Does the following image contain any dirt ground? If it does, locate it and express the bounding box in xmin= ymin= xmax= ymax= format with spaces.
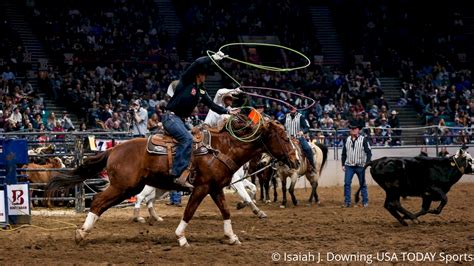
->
xmin=1 ymin=184 xmax=473 ymax=264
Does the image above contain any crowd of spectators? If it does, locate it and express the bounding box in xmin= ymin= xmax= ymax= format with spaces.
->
xmin=0 ymin=0 xmax=472 ymax=148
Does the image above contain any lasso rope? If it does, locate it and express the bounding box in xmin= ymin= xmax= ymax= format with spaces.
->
xmin=207 ymin=42 xmax=311 ymax=88
xmin=0 ymin=219 xmax=77 ymax=232
xmin=241 ymin=85 xmax=316 ymax=111
xmin=208 ymin=43 xmax=312 ymax=136
xmin=225 ymin=107 xmax=265 ymax=142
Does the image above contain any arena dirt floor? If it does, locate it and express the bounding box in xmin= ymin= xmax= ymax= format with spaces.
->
xmin=2 ymin=184 xmax=474 ymax=264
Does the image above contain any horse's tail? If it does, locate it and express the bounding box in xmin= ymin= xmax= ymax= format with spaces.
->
xmin=46 ymin=150 xmax=111 ymax=196
xmin=315 ymin=143 xmax=328 ymax=176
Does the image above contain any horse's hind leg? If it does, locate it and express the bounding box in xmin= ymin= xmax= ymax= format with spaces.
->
xmin=175 ymin=185 xmax=210 ymax=247
xmin=307 ymin=173 xmax=320 ymax=205
xmin=263 ymin=177 xmax=270 ymax=203
xmin=76 ymin=184 xmax=143 ymax=244
xmin=147 ymin=188 xmax=167 ymax=225
xmin=288 ymin=175 xmax=298 ymax=206
xmin=133 ymin=185 xmax=156 ymax=223
xmin=210 ymin=189 xmax=241 ymax=245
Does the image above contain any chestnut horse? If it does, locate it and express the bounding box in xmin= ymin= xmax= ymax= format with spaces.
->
xmin=25 ymin=157 xmax=65 ymax=183
xmin=46 ymin=116 xmax=298 ymax=247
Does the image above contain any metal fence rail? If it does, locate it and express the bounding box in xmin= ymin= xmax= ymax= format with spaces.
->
xmin=2 ymin=127 xmax=472 ymax=213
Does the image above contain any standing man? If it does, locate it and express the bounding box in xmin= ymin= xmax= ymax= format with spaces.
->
xmin=163 ymin=52 xmax=239 ymax=189
xmin=341 ymin=121 xmax=372 ymax=208
xmin=130 ymin=100 xmax=148 ymax=137
xmin=204 ymin=88 xmax=266 ymax=218
xmin=284 ymin=107 xmax=315 ymax=169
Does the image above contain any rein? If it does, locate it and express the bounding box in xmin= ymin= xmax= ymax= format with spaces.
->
xmin=230 ymin=163 xmax=273 ymax=185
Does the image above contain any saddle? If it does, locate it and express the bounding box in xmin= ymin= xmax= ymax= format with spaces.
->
xmin=147 ymin=124 xmax=240 ymax=178
xmin=147 ymin=127 xmax=211 ymax=156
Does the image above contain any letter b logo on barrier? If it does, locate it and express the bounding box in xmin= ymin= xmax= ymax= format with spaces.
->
xmin=12 ymin=190 xmax=24 ymax=205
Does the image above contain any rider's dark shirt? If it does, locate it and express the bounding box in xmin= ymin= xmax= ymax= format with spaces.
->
xmin=166 ymin=56 xmax=228 ymax=118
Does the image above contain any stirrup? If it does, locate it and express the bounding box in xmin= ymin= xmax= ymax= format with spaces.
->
xmin=175 ymin=170 xmax=194 ymax=189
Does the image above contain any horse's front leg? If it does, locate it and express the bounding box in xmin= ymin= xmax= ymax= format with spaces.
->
xmin=175 ymin=185 xmax=209 ymax=247
xmin=210 ymin=188 xmax=241 ymax=245
xmin=272 ymin=177 xmax=278 ymax=202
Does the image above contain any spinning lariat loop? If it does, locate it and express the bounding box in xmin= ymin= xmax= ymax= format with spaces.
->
xmin=206 ymin=42 xmax=314 ymax=112
xmin=225 ymin=107 xmax=264 ymax=142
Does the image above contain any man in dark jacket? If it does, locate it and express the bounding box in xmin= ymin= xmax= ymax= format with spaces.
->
xmin=163 ymin=52 xmax=239 ymax=189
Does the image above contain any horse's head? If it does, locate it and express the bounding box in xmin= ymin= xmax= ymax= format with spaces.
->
xmin=48 ymin=157 xmax=65 ymax=169
xmin=260 ymin=120 xmax=298 ymax=169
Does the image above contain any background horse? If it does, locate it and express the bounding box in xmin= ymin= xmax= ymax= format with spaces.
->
xmin=275 ymin=140 xmax=328 ymax=207
xmin=24 ymin=157 xmax=65 ymax=183
xmin=248 ymin=153 xmax=277 ymax=203
xmin=23 ymin=157 xmax=65 ymax=206
xmin=47 ymin=116 xmax=298 ymax=247
xmin=132 ymin=185 xmax=166 ymax=224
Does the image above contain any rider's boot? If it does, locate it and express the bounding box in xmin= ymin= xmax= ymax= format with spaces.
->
xmin=174 ymin=169 xmax=194 ymax=189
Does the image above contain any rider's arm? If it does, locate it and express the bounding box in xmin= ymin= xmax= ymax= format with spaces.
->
xmin=201 ymin=92 xmax=229 ymax=115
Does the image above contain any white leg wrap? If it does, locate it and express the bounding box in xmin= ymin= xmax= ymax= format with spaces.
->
xmin=177 ymin=236 xmax=189 ymax=247
xmin=175 ymin=220 xmax=189 ymax=247
xmin=82 ymin=212 xmax=99 ymax=232
xmin=134 ymin=195 xmax=144 ymax=209
xmin=148 ymin=207 xmax=163 ymax=222
xmin=146 ymin=200 xmax=154 ymax=209
xmin=231 ymin=167 xmax=252 ymax=202
xmin=223 ymin=219 xmax=240 ymax=244
xmin=135 ymin=185 xmax=155 ymax=208
xmin=242 ymin=179 xmax=257 ymax=196
xmin=175 ymin=220 xmax=188 ymax=237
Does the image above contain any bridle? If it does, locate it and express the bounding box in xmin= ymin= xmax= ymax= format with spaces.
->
xmin=260 ymin=122 xmax=293 ymax=165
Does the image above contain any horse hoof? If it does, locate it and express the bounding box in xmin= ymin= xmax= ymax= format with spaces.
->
xmin=75 ymin=229 xmax=87 ymax=244
xmin=148 ymin=216 xmax=164 ymax=225
xmin=177 ymin=236 xmax=190 ymax=247
xmin=258 ymin=211 xmax=268 ymax=219
xmin=229 ymin=237 xmax=241 ymax=245
xmin=133 ymin=217 xmax=146 ymax=224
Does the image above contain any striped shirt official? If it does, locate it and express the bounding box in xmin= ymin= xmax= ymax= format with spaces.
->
xmin=341 ymin=135 xmax=372 ymax=167
xmin=285 ymin=113 xmax=307 ymax=137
